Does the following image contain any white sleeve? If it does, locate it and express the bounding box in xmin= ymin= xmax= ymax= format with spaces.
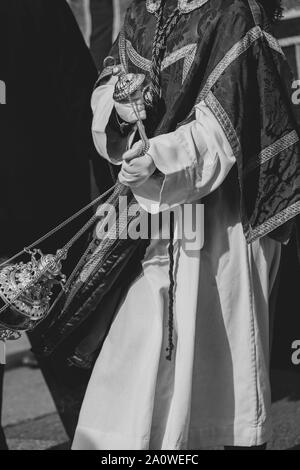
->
xmin=91 ymin=77 xmax=136 ymax=165
xmin=132 ymin=101 xmax=236 ymax=213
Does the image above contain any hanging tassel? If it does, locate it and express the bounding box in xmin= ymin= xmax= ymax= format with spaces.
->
xmin=166 ymin=211 xmax=175 ymax=361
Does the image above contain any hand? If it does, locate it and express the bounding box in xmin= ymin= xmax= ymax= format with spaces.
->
xmin=119 ymin=141 xmax=156 ymax=188
xmin=114 ymin=90 xmax=146 ymax=124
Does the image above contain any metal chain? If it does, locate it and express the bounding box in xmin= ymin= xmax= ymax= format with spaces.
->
xmin=0 ymin=184 xmax=117 ymax=269
xmin=0 ymin=184 xmax=119 ymax=318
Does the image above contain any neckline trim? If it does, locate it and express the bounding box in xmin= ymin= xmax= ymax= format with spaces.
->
xmin=146 ymin=0 xmax=209 ymax=14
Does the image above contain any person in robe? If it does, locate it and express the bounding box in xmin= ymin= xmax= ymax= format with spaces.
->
xmin=69 ymin=0 xmax=300 ymax=450
xmin=0 ymin=0 xmax=114 ymax=443
xmin=89 ymin=0 xmax=131 ymax=70
xmin=67 ymin=0 xmax=133 ymax=70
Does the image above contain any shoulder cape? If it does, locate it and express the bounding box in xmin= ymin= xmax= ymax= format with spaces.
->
xmin=98 ymin=0 xmax=300 ymax=243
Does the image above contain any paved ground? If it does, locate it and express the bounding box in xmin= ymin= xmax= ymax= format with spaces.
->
xmin=271 ymin=370 xmax=300 ymax=450
xmin=2 ymin=350 xmax=300 ymax=450
xmin=2 ymin=337 xmax=70 ymax=450
xmin=3 ymin=365 xmax=69 ymax=450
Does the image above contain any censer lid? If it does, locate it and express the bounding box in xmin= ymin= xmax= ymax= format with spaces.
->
xmin=113 ymin=73 xmax=146 ymax=102
xmin=0 ymin=250 xmax=65 ymax=337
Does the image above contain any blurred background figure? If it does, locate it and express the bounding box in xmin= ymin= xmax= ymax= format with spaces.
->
xmin=67 ymin=0 xmax=132 ymax=196
xmin=0 ymin=0 xmax=115 ymax=447
xmin=67 ymin=0 xmax=132 ymax=69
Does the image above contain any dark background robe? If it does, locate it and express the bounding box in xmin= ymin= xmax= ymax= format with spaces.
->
xmin=0 ymin=0 xmax=114 ymax=443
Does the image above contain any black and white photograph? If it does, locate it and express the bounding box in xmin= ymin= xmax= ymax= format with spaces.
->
xmin=1 ymin=0 xmax=300 ymax=454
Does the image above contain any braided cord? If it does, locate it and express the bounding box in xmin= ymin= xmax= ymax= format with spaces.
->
xmin=147 ymin=4 xmax=182 ymax=361
xmin=166 ymin=211 xmax=175 ymax=361
xmin=149 ymin=6 xmax=182 ymax=105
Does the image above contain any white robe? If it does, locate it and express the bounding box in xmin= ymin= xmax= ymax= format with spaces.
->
xmin=72 ymin=79 xmax=281 ymax=450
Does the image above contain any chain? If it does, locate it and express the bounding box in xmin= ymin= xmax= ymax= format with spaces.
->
xmin=0 ymin=184 xmax=117 ymax=270
xmin=0 ymin=184 xmax=119 ymax=318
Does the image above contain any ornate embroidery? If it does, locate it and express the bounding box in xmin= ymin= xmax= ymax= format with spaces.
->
xmin=245 ymin=131 xmax=300 ymax=174
xmin=123 ymin=26 xmax=282 ymax=97
xmin=146 ymin=0 xmax=209 ymax=14
xmin=246 ymin=201 xmax=300 ymax=243
xmin=205 ymin=92 xmax=241 ymax=161
xmin=126 ymin=41 xmax=152 ymax=71
xmin=163 ymin=43 xmax=197 ymax=71
xmin=125 ymin=40 xmax=197 ymax=80
xmin=198 ymin=26 xmax=263 ymax=102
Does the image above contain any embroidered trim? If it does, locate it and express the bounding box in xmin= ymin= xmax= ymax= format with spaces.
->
xmin=258 ymin=130 xmax=299 ymax=165
xmin=178 ymin=0 xmax=209 ymax=13
xmin=182 ymin=44 xmax=197 ymax=82
xmin=163 ymin=43 xmax=197 ymax=70
xmin=179 ymin=25 xmax=285 ymax=128
xmin=126 ymin=41 xmax=152 ymax=71
xmin=244 ymin=131 xmax=300 ymax=175
xmin=196 ymin=27 xmax=283 ymax=105
xmin=248 ymin=0 xmax=274 ymax=34
xmin=264 ymin=32 xmax=284 ymax=55
xmin=198 ymin=26 xmax=262 ymax=102
xmin=248 ymin=0 xmax=262 ymax=26
xmin=118 ymin=28 xmax=128 ymax=70
xmin=205 ymin=91 xmax=241 ymax=160
xmin=126 ymin=40 xmax=197 ymax=78
xmin=246 ymin=201 xmax=300 ymax=243
xmin=146 ymin=0 xmax=209 ymax=14
xmin=206 ymin=92 xmax=300 ymax=244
